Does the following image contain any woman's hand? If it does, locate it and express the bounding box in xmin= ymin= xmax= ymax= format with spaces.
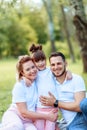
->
xmin=47 ymin=109 xmax=58 ymax=122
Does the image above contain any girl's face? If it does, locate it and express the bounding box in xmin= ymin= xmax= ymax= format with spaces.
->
xmin=22 ymin=60 xmax=38 ymax=82
xmin=34 ymin=59 xmax=46 ymax=71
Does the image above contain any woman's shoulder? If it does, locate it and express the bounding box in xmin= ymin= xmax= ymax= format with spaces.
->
xmin=13 ymin=80 xmax=25 ymax=91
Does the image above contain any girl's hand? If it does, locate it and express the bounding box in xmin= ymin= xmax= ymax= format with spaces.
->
xmin=22 ymin=77 xmax=32 ymax=86
xmin=66 ymin=70 xmax=72 ymax=80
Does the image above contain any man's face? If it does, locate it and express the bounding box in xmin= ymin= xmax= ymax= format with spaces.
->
xmin=50 ymin=56 xmax=67 ymax=77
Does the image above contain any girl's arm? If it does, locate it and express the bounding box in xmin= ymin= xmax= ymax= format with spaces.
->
xmin=22 ymin=77 xmax=32 ymax=86
xmin=66 ymin=70 xmax=72 ymax=80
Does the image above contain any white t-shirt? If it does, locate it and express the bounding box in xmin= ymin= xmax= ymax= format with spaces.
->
xmin=12 ymin=79 xmax=38 ymax=112
xmin=36 ymin=67 xmax=58 ymax=108
xmin=54 ymin=73 xmax=86 ymax=125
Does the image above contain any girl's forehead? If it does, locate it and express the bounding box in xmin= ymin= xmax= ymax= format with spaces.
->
xmin=35 ymin=59 xmax=45 ymax=62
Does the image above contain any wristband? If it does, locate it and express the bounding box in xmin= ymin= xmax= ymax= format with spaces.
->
xmin=54 ymin=100 xmax=58 ymax=107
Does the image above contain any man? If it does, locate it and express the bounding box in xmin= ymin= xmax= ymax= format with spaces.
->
xmin=40 ymin=52 xmax=87 ymax=130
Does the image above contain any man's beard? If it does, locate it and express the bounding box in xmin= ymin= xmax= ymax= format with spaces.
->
xmin=53 ymin=67 xmax=66 ymax=78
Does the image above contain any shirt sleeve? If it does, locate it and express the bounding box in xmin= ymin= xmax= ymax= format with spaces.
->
xmin=74 ymin=75 xmax=86 ymax=92
xmin=12 ymin=82 xmax=26 ymax=103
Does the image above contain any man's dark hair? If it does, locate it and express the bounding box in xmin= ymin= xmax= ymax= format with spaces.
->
xmin=49 ymin=52 xmax=65 ymax=62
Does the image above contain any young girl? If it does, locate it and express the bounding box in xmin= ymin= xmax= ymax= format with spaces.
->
xmin=29 ymin=44 xmax=60 ymax=130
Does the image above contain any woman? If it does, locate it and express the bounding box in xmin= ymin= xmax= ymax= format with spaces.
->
xmin=0 ymin=55 xmax=58 ymax=130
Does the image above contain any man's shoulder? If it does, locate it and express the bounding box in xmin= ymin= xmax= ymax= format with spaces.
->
xmin=71 ymin=73 xmax=85 ymax=84
xmin=72 ymin=73 xmax=83 ymax=79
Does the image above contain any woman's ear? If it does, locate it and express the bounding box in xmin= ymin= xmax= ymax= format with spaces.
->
xmin=20 ymin=71 xmax=24 ymax=76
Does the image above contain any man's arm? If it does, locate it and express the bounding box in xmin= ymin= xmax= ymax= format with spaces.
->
xmin=58 ymin=91 xmax=85 ymax=112
xmin=40 ymin=91 xmax=86 ymax=112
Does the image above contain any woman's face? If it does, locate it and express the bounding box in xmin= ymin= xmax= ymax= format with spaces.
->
xmin=22 ymin=60 xmax=38 ymax=81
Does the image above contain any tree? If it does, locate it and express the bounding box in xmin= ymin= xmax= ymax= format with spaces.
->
xmin=60 ymin=4 xmax=75 ymax=62
xmin=0 ymin=1 xmax=37 ymax=58
xmin=28 ymin=8 xmax=48 ymax=44
xmin=42 ymin=0 xmax=56 ymax=52
xmin=69 ymin=0 xmax=87 ymax=72
xmin=7 ymin=17 xmax=37 ymax=57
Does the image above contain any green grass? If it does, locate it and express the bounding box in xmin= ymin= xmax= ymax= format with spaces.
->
xmin=0 ymin=59 xmax=17 ymax=119
xmin=0 ymin=58 xmax=87 ymax=120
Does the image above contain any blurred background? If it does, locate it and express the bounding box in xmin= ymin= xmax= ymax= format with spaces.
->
xmin=0 ymin=0 xmax=87 ymax=119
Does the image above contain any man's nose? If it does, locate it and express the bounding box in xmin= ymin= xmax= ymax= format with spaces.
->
xmin=54 ymin=64 xmax=58 ymax=69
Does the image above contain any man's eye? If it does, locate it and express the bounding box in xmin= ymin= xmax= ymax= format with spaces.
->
xmin=57 ymin=63 xmax=61 ymax=65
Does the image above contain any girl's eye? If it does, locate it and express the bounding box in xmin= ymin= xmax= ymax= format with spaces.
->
xmin=32 ymin=65 xmax=35 ymax=69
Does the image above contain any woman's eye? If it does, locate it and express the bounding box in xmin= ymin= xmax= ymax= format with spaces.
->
xmin=26 ymin=68 xmax=30 ymax=71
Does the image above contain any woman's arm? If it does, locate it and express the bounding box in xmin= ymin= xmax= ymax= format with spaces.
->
xmin=16 ymin=102 xmax=58 ymax=122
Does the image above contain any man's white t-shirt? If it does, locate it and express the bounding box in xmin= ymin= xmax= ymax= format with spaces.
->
xmin=54 ymin=73 xmax=86 ymax=125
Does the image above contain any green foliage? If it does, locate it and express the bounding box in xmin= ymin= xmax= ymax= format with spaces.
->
xmin=54 ymin=29 xmax=64 ymax=41
xmin=0 ymin=2 xmax=37 ymax=58
xmin=43 ymin=41 xmax=52 ymax=58
xmin=0 ymin=0 xmax=86 ymax=70
xmin=43 ymin=41 xmax=76 ymax=59
xmin=7 ymin=17 xmax=37 ymax=57
xmin=28 ymin=8 xmax=48 ymax=44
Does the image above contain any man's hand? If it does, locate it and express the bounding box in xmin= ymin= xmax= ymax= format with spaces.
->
xmin=40 ymin=92 xmax=56 ymax=106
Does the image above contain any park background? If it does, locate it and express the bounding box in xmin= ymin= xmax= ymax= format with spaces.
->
xmin=0 ymin=0 xmax=87 ymax=120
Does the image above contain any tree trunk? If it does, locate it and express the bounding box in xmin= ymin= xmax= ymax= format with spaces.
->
xmin=61 ymin=4 xmax=75 ymax=63
xmin=42 ymin=0 xmax=56 ymax=52
xmin=69 ymin=0 xmax=87 ymax=72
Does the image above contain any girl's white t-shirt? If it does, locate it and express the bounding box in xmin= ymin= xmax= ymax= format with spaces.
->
xmin=36 ymin=67 xmax=58 ymax=108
